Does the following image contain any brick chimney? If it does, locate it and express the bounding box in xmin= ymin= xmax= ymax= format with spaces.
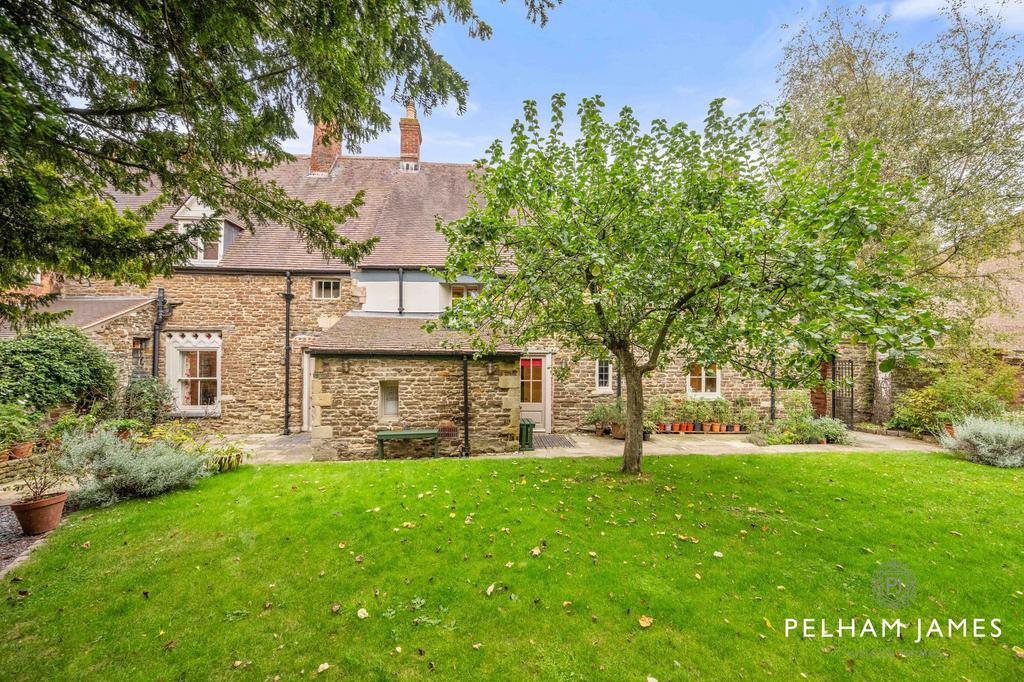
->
xmin=399 ymin=102 xmax=421 ymax=169
xmin=309 ymin=121 xmax=340 ymax=175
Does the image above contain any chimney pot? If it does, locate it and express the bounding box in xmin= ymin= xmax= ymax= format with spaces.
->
xmin=310 ymin=121 xmax=340 ymax=175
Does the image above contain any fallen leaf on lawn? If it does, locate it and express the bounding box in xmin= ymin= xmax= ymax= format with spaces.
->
xmin=529 ymin=546 xmax=542 ymax=557
xmin=505 ymin=561 xmax=514 ymax=568
xmin=338 ymin=542 xmax=347 ymax=549
xmin=355 ymin=555 xmax=364 ymax=563
xmin=764 ymin=617 xmax=775 ymax=630
xmin=486 ymin=584 xmax=495 ymax=596
xmin=949 ymin=530 xmax=962 ymax=537
xmin=164 ymin=640 xmax=176 ymax=650
xmin=357 ymin=608 xmax=369 ymax=619
xmin=821 ymin=645 xmax=835 ymax=653
xmin=317 ymin=662 xmax=330 ymax=674
xmin=1013 ymin=645 xmax=1024 ymax=659
xmin=232 ymin=660 xmax=243 ymax=668
xmin=472 ymin=643 xmax=482 ymax=650
xmin=81 ymin=542 xmax=91 ymax=549
xmin=330 ymin=603 xmax=341 ymax=614
xmin=862 ymin=547 xmax=874 ymax=554
xmin=647 ymin=677 xmax=658 ymax=682
xmin=740 ymin=530 xmax=748 ymax=537
xmin=694 ymin=573 xmax=701 ymax=580
xmin=562 ymin=600 xmax=572 ymax=607
xmin=402 ymin=521 xmax=416 ymax=528
xmin=777 ymin=586 xmax=786 ymax=591
xmin=588 ymin=551 xmax=597 ymax=558
xmin=713 ymin=551 xmax=723 ymax=558
xmin=638 ymin=615 xmax=653 ymax=628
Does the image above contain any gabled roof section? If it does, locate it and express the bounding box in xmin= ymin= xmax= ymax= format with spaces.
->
xmin=0 ymin=296 xmax=154 ymax=338
xmin=104 ymin=156 xmax=476 ymax=272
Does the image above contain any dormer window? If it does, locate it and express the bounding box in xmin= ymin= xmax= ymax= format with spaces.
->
xmin=450 ymin=284 xmax=480 ymax=300
xmin=178 ymin=221 xmax=223 ymax=266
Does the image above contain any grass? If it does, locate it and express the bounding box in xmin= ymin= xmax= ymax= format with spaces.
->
xmin=2 ymin=451 xmax=1023 ymax=681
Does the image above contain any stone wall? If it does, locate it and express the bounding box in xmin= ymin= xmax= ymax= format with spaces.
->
xmin=86 ymin=302 xmax=156 ymax=384
xmin=310 ymin=355 xmax=520 ymax=459
xmin=64 ymin=272 xmax=357 ymax=432
xmin=0 ymin=457 xmax=34 ymax=486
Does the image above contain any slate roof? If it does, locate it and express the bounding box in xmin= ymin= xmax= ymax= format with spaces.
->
xmin=0 ymin=297 xmax=153 ymax=338
xmin=106 ymin=156 xmax=475 ymax=272
xmin=309 ymin=314 xmax=522 ymax=357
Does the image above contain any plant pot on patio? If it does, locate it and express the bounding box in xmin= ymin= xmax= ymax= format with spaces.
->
xmin=11 ymin=491 xmax=67 ymax=535
xmin=610 ymin=422 xmax=626 ymax=440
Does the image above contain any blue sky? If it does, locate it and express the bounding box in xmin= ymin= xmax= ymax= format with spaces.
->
xmin=283 ymin=0 xmax=1024 ymax=163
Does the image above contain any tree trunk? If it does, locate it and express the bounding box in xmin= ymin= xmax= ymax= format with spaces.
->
xmin=620 ymin=364 xmax=645 ymax=474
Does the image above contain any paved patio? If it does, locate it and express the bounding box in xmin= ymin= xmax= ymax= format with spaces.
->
xmin=230 ymin=428 xmax=940 ymax=464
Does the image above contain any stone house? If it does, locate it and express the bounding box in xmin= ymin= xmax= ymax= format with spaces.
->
xmin=6 ymin=109 xmax=846 ymax=458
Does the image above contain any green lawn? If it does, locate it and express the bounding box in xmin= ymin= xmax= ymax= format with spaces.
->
xmin=2 ymin=451 xmax=1022 ymax=680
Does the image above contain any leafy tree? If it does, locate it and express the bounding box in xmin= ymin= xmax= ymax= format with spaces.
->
xmin=0 ymin=0 xmax=557 ymax=328
xmin=779 ymin=1 xmax=1024 ymax=327
xmin=437 ymin=95 xmax=938 ymax=473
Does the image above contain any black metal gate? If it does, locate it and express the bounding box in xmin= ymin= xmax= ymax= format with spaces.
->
xmin=831 ymin=359 xmax=855 ymax=426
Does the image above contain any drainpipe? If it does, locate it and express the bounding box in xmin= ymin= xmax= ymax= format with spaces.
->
xmin=281 ymin=272 xmax=294 ymax=435
xmin=397 ymin=267 xmax=405 ymax=315
xmin=151 ymin=288 xmax=165 ymax=377
xmin=461 ymin=354 xmax=470 ymax=457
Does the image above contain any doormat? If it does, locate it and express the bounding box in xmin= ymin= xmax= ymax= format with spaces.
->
xmin=534 ymin=434 xmax=575 ymax=449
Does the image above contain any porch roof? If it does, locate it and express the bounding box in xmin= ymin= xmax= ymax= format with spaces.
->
xmin=309 ymin=313 xmax=522 ymax=357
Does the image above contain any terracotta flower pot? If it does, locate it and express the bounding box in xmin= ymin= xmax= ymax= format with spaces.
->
xmin=9 ymin=441 xmax=34 ymax=459
xmin=11 ymin=491 xmax=67 ymax=535
xmin=944 ymin=424 xmax=955 ymax=437
xmin=733 ymin=423 xmax=742 ymax=432
xmin=610 ymin=422 xmax=626 ymax=440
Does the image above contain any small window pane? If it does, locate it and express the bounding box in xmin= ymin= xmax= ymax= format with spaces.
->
xmin=203 ymin=238 xmax=220 ymax=260
xmin=596 ymin=359 xmax=610 ymax=388
xmin=381 ymin=382 xmax=399 ymax=417
xmin=314 ymin=280 xmax=341 ymax=300
xmin=690 ymin=374 xmax=703 ymax=392
xmin=183 ymin=351 xmax=198 ymax=377
xmin=198 ymin=351 xmax=217 ymax=378
xmin=705 ymin=377 xmax=717 ymax=393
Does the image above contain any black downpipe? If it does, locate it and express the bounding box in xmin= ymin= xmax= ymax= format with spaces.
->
xmin=151 ymin=287 xmax=166 ymax=377
xmin=461 ymin=354 xmax=470 ymax=456
xmin=398 ymin=267 xmax=405 ymax=315
xmin=281 ymin=272 xmax=294 ymax=435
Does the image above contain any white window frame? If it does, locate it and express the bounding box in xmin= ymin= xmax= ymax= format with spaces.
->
xmin=449 ymin=283 xmax=481 ymax=301
xmin=165 ymin=332 xmax=222 ymax=416
xmin=594 ymin=358 xmax=613 ymax=393
xmin=379 ymin=380 xmax=400 ymax=421
xmin=178 ymin=220 xmax=224 ymax=266
xmin=312 ymin=279 xmax=343 ymax=300
xmin=687 ymin=363 xmax=720 ymax=398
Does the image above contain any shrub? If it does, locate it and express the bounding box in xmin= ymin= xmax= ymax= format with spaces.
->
xmin=0 ymin=402 xmax=38 ymax=447
xmin=120 ymin=378 xmax=173 ymax=425
xmin=584 ymin=399 xmax=624 ymax=425
xmin=940 ymin=416 xmax=1024 ymax=468
xmin=58 ymin=428 xmax=208 ymax=508
xmin=99 ymin=418 xmax=145 ymax=434
xmin=645 ymin=395 xmax=670 ymax=423
xmin=815 ymin=417 xmax=851 ymax=445
xmin=0 ymin=326 xmax=117 ymax=411
xmin=886 ymin=386 xmax=945 ymax=434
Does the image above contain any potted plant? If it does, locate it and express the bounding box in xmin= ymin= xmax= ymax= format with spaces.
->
xmin=674 ymin=399 xmax=692 ymax=432
xmin=584 ymin=402 xmax=613 ymax=436
xmin=0 ymin=402 xmax=38 ymax=460
xmin=100 ymin=418 xmax=146 ymax=440
xmin=689 ymin=400 xmax=708 ymax=432
xmin=646 ymin=395 xmax=670 ymax=434
xmin=608 ymin=399 xmax=627 ymax=439
xmin=739 ymin=407 xmax=760 ymax=433
xmin=10 ymin=445 xmax=69 ymax=535
xmin=642 ymin=417 xmax=655 ymax=441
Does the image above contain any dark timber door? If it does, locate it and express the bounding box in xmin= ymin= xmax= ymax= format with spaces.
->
xmin=831 ymin=359 xmax=855 ymax=426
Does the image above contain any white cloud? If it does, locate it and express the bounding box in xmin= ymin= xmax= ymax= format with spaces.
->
xmin=890 ymin=0 xmax=1024 ymax=29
